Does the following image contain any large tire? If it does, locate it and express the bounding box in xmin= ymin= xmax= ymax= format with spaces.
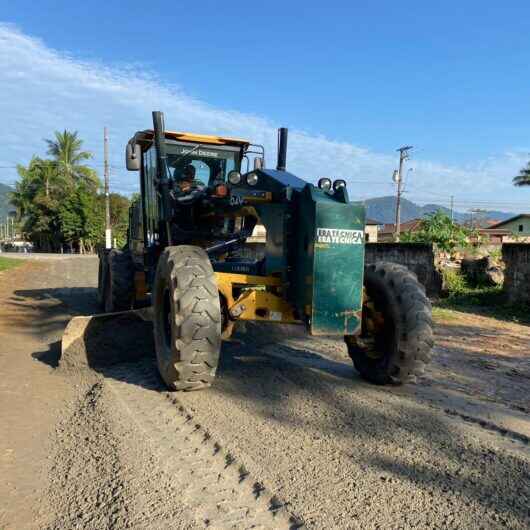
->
xmin=153 ymin=245 xmax=222 ymax=391
xmin=104 ymin=249 xmax=134 ymax=312
xmin=346 ymin=262 xmax=434 ymax=385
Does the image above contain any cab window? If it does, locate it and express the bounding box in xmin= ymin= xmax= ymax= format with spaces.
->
xmin=166 ymin=143 xmax=240 ymax=186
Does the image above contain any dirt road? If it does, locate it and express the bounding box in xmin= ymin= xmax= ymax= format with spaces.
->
xmin=1 ymin=257 xmax=529 ymax=529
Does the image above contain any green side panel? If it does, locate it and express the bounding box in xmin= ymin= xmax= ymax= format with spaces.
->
xmin=312 ymin=197 xmax=365 ymax=335
xmin=291 ymin=185 xmax=365 ymax=336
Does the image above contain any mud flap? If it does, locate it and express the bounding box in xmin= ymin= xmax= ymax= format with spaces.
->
xmin=60 ymin=308 xmax=154 ymax=371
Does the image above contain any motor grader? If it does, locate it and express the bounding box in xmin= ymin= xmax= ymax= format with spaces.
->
xmin=92 ymin=111 xmax=433 ymax=390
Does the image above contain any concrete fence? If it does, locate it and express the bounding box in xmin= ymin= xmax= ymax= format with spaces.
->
xmin=364 ymin=243 xmax=442 ymax=298
xmin=502 ymin=244 xmax=530 ymax=304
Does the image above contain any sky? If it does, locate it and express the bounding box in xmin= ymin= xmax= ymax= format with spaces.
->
xmin=1 ymin=1 xmax=530 ymax=213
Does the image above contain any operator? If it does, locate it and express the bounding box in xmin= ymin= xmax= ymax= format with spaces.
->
xmin=176 ymin=164 xmax=205 ymax=194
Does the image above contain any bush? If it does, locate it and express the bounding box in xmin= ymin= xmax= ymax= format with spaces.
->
xmin=442 ymin=268 xmax=468 ymax=295
xmin=401 ymin=211 xmax=476 ymax=254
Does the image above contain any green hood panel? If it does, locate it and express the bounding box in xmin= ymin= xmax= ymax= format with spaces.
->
xmin=292 ymin=186 xmax=365 ymax=336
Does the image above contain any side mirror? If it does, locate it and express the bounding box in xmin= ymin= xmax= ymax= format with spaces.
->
xmin=126 ymin=143 xmax=141 ymax=171
xmin=253 ymin=157 xmax=264 ymax=170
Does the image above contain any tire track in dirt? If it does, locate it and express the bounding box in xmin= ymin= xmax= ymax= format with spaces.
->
xmin=105 ymin=362 xmax=304 ymax=529
xmin=443 ymin=408 xmax=530 ymax=445
xmin=46 ymin=363 xmax=304 ymax=529
xmin=44 ymin=376 xmax=196 ymax=529
xmin=261 ymin=343 xmax=530 ymax=447
xmin=251 ymin=329 xmax=530 ymax=450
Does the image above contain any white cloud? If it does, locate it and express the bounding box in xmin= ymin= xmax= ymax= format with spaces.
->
xmin=0 ymin=23 xmax=528 ymax=211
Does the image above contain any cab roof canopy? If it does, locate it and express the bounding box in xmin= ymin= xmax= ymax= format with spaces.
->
xmin=129 ymin=129 xmax=250 ymax=151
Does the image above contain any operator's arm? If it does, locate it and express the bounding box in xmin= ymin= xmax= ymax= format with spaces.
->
xmin=179 ymin=178 xmax=205 ymax=193
xmin=172 ymin=178 xmax=207 ymax=203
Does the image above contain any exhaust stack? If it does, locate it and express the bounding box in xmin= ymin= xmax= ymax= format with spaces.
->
xmin=276 ymin=127 xmax=288 ymax=171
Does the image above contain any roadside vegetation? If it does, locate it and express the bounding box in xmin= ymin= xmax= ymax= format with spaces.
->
xmin=401 ymin=211 xmax=477 ymax=253
xmin=10 ymin=131 xmax=130 ymax=253
xmin=0 ymin=256 xmax=23 ymax=272
xmin=399 ymin=211 xmax=530 ymax=324
xmin=435 ymin=268 xmax=530 ymax=324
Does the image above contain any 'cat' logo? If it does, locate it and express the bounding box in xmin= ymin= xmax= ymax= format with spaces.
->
xmin=230 ymin=195 xmax=244 ymax=206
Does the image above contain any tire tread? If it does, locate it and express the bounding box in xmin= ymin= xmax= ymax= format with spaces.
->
xmin=348 ymin=262 xmax=434 ymax=385
xmin=153 ymin=246 xmax=221 ymax=391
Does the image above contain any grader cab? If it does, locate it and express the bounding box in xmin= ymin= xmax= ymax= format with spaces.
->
xmin=78 ymin=111 xmax=433 ymax=390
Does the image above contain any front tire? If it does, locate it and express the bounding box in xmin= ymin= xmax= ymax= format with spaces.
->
xmin=346 ymin=263 xmax=434 ymax=385
xmin=153 ymin=245 xmax=222 ymax=391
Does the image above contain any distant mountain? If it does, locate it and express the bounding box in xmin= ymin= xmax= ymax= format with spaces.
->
xmin=0 ymin=183 xmax=15 ymax=220
xmin=363 ymin=196 xmax=515 ymax=225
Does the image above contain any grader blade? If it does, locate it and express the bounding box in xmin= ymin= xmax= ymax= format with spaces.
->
xmin=60 ymin=308 xmax=154 ymax=371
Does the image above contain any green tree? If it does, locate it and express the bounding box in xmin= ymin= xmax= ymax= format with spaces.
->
xmin=11 ymin=130 xmax=130 ymax=253
xmin=45 ymin=130 xmax=100 ymax=190
xmin=11 ymin=157 xmax=64 ymax=251
xmin=513 ymin=161 xmax=530 ymax=187
xmin=401 ymin=211 xmax=475 ymax=253
xmin=95 ymin=193 xmax=131 ymax=248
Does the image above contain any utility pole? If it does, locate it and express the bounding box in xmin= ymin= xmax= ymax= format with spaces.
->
xmin=469 ymin=208 xmax=486 ymax=229
xmin=104 ymin=127 xmax=112 ymax=249
xmin=450 ymin=195 xmax=454 ymax=222
xmin=394 ymin=145 xmax=413 ymax=241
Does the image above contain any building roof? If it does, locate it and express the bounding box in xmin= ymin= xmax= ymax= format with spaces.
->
xmin=477 ymin=228 xmax=511 ymax=235
xmin=380 ymin=218 xmax=423 ymax=234
xmin=365 ymin=218 xmax=384 ymax=225
xmin=487 ymin=214 xmax=530 ymax=229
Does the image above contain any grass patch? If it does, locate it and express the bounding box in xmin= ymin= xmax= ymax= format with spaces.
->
xmin=436 ymin=269 xmax=530 ymax=324
xmin=0 ymin=256 xmax=23 ymax=272
xmin=432 ymin=306 xmax=461 ymax=322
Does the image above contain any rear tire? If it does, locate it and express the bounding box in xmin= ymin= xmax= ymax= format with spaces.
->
xmin=104 ymin=249 xmax=134 ymax=312
xmin=346 ymin=263 xmax=434 ymax=385
xmin=153 ymin=245 xmax=222 ymax=391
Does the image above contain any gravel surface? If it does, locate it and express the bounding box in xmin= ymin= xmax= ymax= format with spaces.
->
xmin=1 ymin=256 xmax=529 ymax=529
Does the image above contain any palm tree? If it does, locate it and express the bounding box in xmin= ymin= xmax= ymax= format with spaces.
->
xmin=513 ymin=161 xmax=530 ymax=187
xmin=45 ymin=130 xmax=99 ymax=189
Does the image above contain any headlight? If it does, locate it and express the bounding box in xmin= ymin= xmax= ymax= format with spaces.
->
xmin=318 ymin=177 xmax=332 ymax=191
xmin=333 ymin=179 xmax=346 ymax=191
xmin=228 ymin=170 xmax=241 ymax=185
xmin=246 ymin=172 xmax=259 ymax=186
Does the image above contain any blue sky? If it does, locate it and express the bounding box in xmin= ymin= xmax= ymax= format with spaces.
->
xmin=1 ymin=1 xmax=530 ymax=212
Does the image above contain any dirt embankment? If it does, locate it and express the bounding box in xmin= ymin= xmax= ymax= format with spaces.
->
xmin=1 ymin=256 xmax=529 ymax=529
